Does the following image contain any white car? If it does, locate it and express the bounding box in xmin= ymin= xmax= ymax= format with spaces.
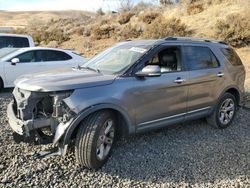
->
xmin=0 ymin=47 xmax=87 ymax=88
xmin=0 ymin=33 xmax=35 ymax=48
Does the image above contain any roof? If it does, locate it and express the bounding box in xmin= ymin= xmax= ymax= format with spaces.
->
xmin=121 ymin=37 xmax=228 ymax=48
xmin=16 ymin=47 xmax=72 ymax=52
xmin=163 ymin=37 xmax=228 ymax=45
xmin=0 ymin=33 xmax=32 ymax=38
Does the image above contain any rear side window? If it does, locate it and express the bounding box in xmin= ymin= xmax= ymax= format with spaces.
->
xmin=0 ymin=36 xmax=29 ymax=48
xmin=183 ymin=46 xmax=219 ymax=70
xmin=36 ymin=50 xmax=72 ymax=62
xmin=220 ymin=47 xmax=242 ymax=66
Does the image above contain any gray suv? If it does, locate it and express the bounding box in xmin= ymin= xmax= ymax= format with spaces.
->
xmin=7 ymin=37 xmax=245 ymax=169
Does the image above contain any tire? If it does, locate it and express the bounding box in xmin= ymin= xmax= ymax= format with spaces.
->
xmin=206 ymin=93 xmax=237 ymax=129
xmin=75 ymin=110 xmax=116 ymax=170
xmin=0 ymin=77 xmax=3 ymax=89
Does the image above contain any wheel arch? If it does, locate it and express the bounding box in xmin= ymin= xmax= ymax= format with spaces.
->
xmin=224 ymin=87 xmax=241 ymax=105
xmin=61 ymin=103 xmax=135 ymax=146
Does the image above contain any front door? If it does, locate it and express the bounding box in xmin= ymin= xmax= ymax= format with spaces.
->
xmin=133 ymin=45 xmax=189 ymax=131
xmin=5 ymin=50 xmax=45 ymax=86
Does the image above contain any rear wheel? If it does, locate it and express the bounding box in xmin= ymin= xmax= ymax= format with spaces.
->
xmin=75 ymin=111 xmax=116 ymax=170
xmin=207 ymin=93 xmax=237 ymax=128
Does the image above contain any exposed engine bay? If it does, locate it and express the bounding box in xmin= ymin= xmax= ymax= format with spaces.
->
xmin=9 ymin=87 xmax=75 ymax=145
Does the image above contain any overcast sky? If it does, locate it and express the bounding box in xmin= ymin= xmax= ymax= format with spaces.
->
xmin=0 ymin=0 xmax=156 ymax=12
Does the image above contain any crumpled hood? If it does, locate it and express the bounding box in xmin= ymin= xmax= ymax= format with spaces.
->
xmin=15 ymin=67 xmax=117 ymax=92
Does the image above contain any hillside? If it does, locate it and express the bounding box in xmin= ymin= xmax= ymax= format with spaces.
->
xmin=1 ymin=0 xmax=250 ymax=86
xmin=0 ymin=10 xmax=94 ymax=28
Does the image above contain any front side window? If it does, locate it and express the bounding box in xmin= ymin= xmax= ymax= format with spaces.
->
xmin=83 ymin=43 xmax=152 ymax=74
xmin=15 ymin=51 xmax=36 ymax=63
xmin=183 ymin=46 xmax=219 ymax=70
xmin=147 ymin=46 xmax=182 ymax=73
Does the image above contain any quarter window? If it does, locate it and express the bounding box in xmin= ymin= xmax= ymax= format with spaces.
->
xmin=183 ymin=46 xmax=219 ymax=70
xmin=220 ymin=47 xmax=242 ymax=66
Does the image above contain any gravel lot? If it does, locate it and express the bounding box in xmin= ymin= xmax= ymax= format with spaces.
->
xmin=0 ymin=91 xmax=249 ymax=188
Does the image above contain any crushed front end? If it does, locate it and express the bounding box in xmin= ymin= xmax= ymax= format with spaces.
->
xmin=7 ymin=87 xmax=76 ymax=157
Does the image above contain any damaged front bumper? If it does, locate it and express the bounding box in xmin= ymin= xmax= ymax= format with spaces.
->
xmin=8 ymin=101 xmax=51 ymax=138
xmin=7 ymin=88 xmax=76 ymax=157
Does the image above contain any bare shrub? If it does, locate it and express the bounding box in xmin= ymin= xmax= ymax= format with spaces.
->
xmin=46 ymin=27 xmax=70 ymax=44
xmin=83 ymin=26 xmax=91 ymax=37
xmin=143 ymin=17 xmax=191 ymax=39
xmin=187 ymin=3 xmax=204 ymax=14
xmin=47 ymin=40 xmax=58 ymax=48
xmin=214 ymin=13 xmax=250 ymax=47
xmin=119 ymin=0 xmax=134 ymax=12
xmin=119 ymin=24 xmax=143 ymax=39
xmin=139 ymin=11 xmax=160 ymax=24
xmin=118 ymin=12 xmax=135 ymax=25
xmin=91 ymin=24 xmax=115 ymax=40
xmin=96 ymin=8 xmax=105 ymax=16
xmin=160 ymin=0 xmax=174 ymax=5
xmin=74 ymin=27 xmax=85 ymax=36
xmin=132 ymin=2 xmax=154 ymax=14
xmin=83 ymin=39 xmax=93 ymax=51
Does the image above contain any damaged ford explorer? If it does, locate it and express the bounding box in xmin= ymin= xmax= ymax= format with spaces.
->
xmin=7 ymin=37 xmax=245 ymax=170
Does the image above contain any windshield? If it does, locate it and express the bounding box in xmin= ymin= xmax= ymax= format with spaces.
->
xmin=82 ymin=43 xmax=151 ymax=74
xmin=0 ymin=48 xmax=19 ymax=60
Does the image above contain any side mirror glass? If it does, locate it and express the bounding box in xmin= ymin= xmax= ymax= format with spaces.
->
xmin=11 ymin=58 xmax=20 ymax=65
xmin=136 ymin=65 xmax=161 ymax=77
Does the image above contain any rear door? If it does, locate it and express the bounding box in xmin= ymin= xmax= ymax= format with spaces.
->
xmin=183 ymin=45 xmax=225 ymax=115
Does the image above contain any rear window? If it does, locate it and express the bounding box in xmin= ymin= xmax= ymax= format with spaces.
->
xmin=220 ymin=47 xmax=242 ymax=66
xmin=0 ymin=36 xmax=29 ymax=48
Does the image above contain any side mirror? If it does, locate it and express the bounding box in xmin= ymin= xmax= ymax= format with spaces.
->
xmin=136 ymin=65 xmax=161 ymax=77
xmin=11 ymin=58 xmax=20 ymax=65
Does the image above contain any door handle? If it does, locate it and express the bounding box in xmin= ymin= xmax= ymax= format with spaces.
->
xmin=174 ymin=78 xmax=186 ymax=84
xmin=217 ymin=72 xmax=224 ymax=77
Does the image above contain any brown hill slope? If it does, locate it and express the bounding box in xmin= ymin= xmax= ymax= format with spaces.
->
xmin=0 ymin=10 xmax=94 ymax=28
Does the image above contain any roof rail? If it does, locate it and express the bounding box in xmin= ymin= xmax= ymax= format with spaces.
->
xmin=164 ymin=37 xmax=228 ymax=45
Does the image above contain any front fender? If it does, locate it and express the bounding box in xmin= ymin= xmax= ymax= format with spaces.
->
xmin=61 ymin=103 xmax=135 ymax=146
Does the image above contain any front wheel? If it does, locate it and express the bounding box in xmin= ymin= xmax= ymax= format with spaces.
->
xmin=207 ymin=93 xmax=237 ymax=129
xmin=75 ymin=111 xmax=116 ymax=170
xmin=0 ymin=77 xmax=3 ymax=89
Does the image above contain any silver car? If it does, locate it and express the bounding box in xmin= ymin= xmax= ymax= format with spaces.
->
xmin=7 ymin=37 xmax=245 ymax=169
